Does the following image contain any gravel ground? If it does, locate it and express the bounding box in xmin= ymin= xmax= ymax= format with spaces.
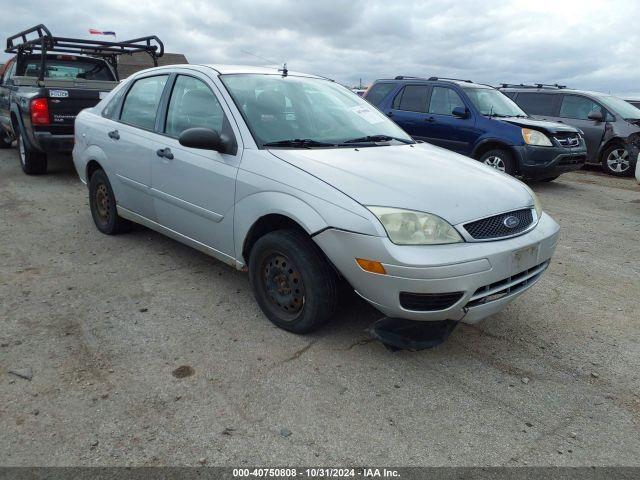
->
xmin=1 ymin=149 xmax=639 ymax=466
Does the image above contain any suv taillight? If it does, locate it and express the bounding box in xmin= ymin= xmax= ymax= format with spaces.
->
xmin=30 ymin=98 xmax=50 ymax=126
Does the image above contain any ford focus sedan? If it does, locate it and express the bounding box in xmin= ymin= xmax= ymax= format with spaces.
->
xmin=73 ymin=65 xmax=560 ymax=334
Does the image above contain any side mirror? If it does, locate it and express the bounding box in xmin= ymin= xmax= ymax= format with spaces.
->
xmin=587 ymin=110 xmax=603 ymax=122
xmin=178 ymin=127 xmax=228 ymax=153
xmin=452 ymin=106 xmax=469 ymax=119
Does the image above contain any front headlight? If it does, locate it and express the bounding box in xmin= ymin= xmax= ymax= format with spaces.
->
xmin=368 ymin=207 xmax=463 ymax=245
xmin=532 ymin=191 xmax=543 ymax=219
xmin=522 ymin=128 xmax=552 ymax=146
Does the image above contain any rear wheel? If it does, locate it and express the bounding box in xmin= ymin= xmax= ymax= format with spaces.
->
xmin=478 ymin=149 xmax=516 ymax=175
xmin=88 ymin=169 xmax=132 ymax=235
xmin=248 ymin=229 xmax=338 ymax=334
xmin=602 ymin=144 xmax=632 ymax=176
xmin=17 ymin=130 xmax=47 ymax=175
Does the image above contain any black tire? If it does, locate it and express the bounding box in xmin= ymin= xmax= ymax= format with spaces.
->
xmin=17 ymin=130 xmax=47 ymax=174
xmin=248 ymin=229 xmax=338 ymax=334
xmin=601 ymin=143 xmax=633 ymax=177
xmin=478 ymin=149 xmax=516 ymax=175
xmin=0 ymin=130 xmax=12 ymax=149
xmin=88 ymin=169 xmax=132 ymax=235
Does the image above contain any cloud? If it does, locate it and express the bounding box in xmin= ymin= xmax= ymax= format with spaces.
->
xmin=1 ymin=0 xmax=638 ymax=96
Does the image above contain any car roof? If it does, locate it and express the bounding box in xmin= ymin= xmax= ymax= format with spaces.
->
xmin=373 ymin=77 xmax=492 ymax=89
xmin=499 ymin=86 xmax=606 ymax=97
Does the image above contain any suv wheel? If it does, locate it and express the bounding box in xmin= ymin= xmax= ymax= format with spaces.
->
xmin=602 ymin=144 xmax=632 ymax=176
xmin=88 ymin=169 xmax=132 ymax=235
xmin=248 ymin=229 xmax=338 ymax=334
xmin=17 ymin=130 xmax=47 ymax=174
xmin=479 ymin=149 xmax=515 ymax=175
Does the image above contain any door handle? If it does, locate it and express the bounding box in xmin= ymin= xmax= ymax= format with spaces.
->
xmin=386 ymin=111 xmax=393 ymax=117
xmin=108 ymin=130 xmax=120 ymax=140
xmin=156 ymin=148 xmax=174 ymax=160
xmin=425 ymin=116 xmax=435 ymax=122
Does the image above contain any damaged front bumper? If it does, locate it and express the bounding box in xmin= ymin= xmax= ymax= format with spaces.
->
xmin=314 ymin=213 xmax=560 ymax=325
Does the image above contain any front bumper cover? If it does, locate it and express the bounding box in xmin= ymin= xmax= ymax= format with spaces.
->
xmin=314 ymin=212 xmax=560 ymax=324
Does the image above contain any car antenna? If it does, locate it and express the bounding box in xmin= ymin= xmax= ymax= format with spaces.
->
xmin=279 ymin=62 xmax=288 ymax=77
xmin=241 ymin=49 xmax=277 ymax=65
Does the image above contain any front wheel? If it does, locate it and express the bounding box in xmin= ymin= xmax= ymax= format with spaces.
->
xmin=602 ymin=144 xmax=632 ymax=176
xmin=88 ymin=169 xmax=132 ymax=235
xmin=248 ymin=229 xmax=339 ymax=334
xmin=478 ymin=149 xmax=516 ymax=175
xmin=17 ymin=131 xmax=47 ymax=174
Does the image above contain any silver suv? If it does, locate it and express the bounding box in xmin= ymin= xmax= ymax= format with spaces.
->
xmin=73 ymin=65 xmax=560 ymax=334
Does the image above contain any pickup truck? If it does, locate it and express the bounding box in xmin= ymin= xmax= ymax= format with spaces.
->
xmin=0 ymin=24 xmax=163 ymax=174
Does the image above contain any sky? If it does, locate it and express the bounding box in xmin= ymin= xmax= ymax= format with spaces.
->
xmin=1 ymin=0 xmax=638 ymax=97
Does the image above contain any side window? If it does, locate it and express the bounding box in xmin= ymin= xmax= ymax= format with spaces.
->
xmin=515 ymin=93 xmax=560 ymax=116
xmin=165 ymin=75 xmax=225 ymax=137
xmin=364 ymin=83 xmax=396 ymax=106
xmin=428 ymin=87 xmax=465 ymax=115
xmin=102 ymin=85 xmax=127 ymax=120
xmin=559 ymin=95 xmax=602 ymax=120
xmin=120 ymin=75 xmax=169 ymax=130
xmin=395 ymin=85 xmax=429 ymax=112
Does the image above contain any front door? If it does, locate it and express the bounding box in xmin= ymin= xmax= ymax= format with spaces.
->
xmin=150 ymin=73 xmax=241 ymax=260
xmin=424 ymin=86 xmax=476 ymax=155
xmin=556 ymin=94 xmax=607 ymax=163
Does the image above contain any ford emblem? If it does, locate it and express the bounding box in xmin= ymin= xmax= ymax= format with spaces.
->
xmin=503 ymin=216 xmax=520 ymax=229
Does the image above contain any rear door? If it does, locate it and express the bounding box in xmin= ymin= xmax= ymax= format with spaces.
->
xmin=106 ymin=73 xmax=170 ymax=220
xmin=150 ymin=72 xmax=241 ymax=260
xmin=557 ymin=94 xmax=607 ymax=163
xmin=424 ymin=86 xmax=476 ymax=155
xmin=386 ymin=84 xmax=431 ymax=140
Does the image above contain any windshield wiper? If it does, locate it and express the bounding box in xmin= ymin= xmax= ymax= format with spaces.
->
xmin=341 ymin=135 xmax=413 ymax=144
xmin=263 ymin=139 xmax=336 ymax=148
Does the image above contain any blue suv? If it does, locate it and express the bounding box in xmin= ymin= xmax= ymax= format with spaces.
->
xmin=364 ymin=76 xmax=587 ymax=181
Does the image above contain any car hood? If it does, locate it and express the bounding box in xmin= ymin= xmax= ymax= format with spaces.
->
xmin=268 ymin=143 xmax=534 ymax=225
xmin=498 ymin=116 xmax=579 ymax=134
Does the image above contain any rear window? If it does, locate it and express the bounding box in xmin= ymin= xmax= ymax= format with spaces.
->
xmin=514 ymin=93 xmax=560 ymax=116
xmin=21 ymin=57 xmax=115 ymax=81
xmin=364 ymin=83 xmax=396 ymax=106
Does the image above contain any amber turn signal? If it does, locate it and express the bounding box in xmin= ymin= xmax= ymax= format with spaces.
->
xmin=355 ymin=258 xmax=387 ymax=275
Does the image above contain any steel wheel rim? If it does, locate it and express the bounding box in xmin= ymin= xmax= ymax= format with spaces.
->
xmin=606 ymin=148 xmax=629 ymax=173
xmin=18 ymin=135 xmax=26 ymax=166
xmin=261 ymin=253 xmax=305 ymax=319
xmin=95 ymin=183 xmax=110 ymax=222
xmin=484 ymin=156 xmax=506 ymax=172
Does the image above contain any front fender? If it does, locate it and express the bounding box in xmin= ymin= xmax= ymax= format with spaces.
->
xmin=233 ymin=191 xmax=328 ymax=260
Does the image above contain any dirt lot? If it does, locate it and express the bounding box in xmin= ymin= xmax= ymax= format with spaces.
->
xmin=1 ymin=149 xmax=639 ymax=467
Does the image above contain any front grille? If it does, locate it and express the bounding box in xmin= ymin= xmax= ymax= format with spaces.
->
xmin=553 ymin=133 xmax=581 ymax=148
xmin=399 ymin=291 xmax=464 ymax=311
xmin=463 ymin=209 xmax=534 ymax=240
xmin=466 ymin=261 xmax=549 ymax=308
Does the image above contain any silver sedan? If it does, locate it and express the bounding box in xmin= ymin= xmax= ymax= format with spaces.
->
xmin=73 ymin=65 xmax=559 ymax=333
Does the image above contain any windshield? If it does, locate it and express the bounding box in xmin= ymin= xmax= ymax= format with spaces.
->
xmin=463 ymin=87 xmax=527 ymax=117
xmin=22 ymin=57 xmax=115 ymax=81
xmin=593 ymin=94 xmax=640 ymax=120
xmin=220 ymin=74 xmax=414 ymax=147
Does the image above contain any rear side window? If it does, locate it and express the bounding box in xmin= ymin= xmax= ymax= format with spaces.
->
xmin=514 ymin=93 xmax=560 ymax=116
xmin=428 ymin=87 xmax=465 ymax=115
xmin=102 ymin=85 xmax=127 ymax=119
xmin=394 ymin=85 xmax=429 ymax=112
xmin=559 ymin=95 xmax=601 ymax=120
xmin=165 ymin=75 xmax=225 ymax=137
xmin=22 ymin=58 xmax=115 ymax=81
xmin=364 ymin=83 xmax=396 ymax=106
xmin=120 ymin=75 xmax=169 ymax=130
